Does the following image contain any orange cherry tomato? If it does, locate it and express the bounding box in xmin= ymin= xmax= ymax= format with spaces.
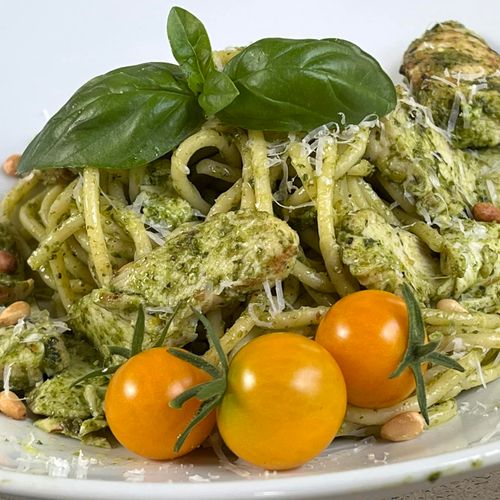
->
xmin=315 ymin=290 xmax=417 ymax=409
xmin=216 ymin=333 xmax=347 ymax=470
xmin=104 ymin=347 xmax=215 ymax=460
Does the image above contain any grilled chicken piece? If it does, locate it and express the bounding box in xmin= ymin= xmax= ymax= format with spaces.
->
xmin=440 ymin=219 xmax=500 ymax=313
xmin=401 ymin=21 xmax=500 ymax=148
xmin=338 ymin=209 xmax=444 ymax=304
xmin=70 ymin=210 xmax=299 ymax=359
xmin=366 ymin=85 xmax=479 ymax=226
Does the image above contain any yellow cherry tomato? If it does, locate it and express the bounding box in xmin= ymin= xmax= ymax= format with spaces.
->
xmin=104 ymin=347 xmax=215 ymax=460
xmin=315 ymin=289 xmax=418 ymax=408
xmin=216 ymin=332 xmax=347 ymax=470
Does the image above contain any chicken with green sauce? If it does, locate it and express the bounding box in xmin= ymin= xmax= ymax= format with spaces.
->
xmin=70 ymin=210 xmax=299 ymax=360
xmin=338 ymin=209 xmax=445 ymax=304
xmin=439 ymin=220 xmax=500 ymax=313
xmin=0 ymin=310 xmax=69 ymax=391
xmin=402 ymin=21 xmax=500 ymax=148
xmin=27 ymin=336 xmax=110 ymax=447
xmin=366 ymin=85 xmax=480 ymax=226
xmin=130 ymin=158 xmax=196 ymax=237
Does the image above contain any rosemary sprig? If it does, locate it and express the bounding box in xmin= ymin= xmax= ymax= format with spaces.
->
xmin=169 ymin=307 xmax=228 ymax=453
xmin=390 ymin=284 xmax=465 ymax=424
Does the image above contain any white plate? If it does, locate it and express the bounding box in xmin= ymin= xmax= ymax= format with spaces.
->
xmin=0 ymin=1 xmax=499 ymax=498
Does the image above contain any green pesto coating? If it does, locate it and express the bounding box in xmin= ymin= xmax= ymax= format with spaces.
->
xmin=468 ymin=146 xmax=500 ymax=203
xmin=0 ymin=310 xmax=70 ymax=391
xmin=0 ymin=222 xmax=34 ymax=305
xmin=338 ymin=209 xmax=445 ymax=303
xmin=366 ymin=86 xmax=479 ymax=225
xmin=439 ymin=220 xmax=500 ymax=312
xmin=27 ymin=336 xmax=106 ymax=420
xmin=0 ymin=222 xmax=16 ymax=253
xmin=140 ymin=191 xmax=195 ymax=231
xmin=70 ymin=210 xmax=299 ymax=359
xmin=402 ymin=21 xmax=500 ymax=148
xmin=35 ymin=417 xmax=109 ymax=448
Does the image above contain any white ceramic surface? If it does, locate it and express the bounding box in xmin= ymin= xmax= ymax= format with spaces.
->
xmin=0 ymin=1 xmax=499 ymax=498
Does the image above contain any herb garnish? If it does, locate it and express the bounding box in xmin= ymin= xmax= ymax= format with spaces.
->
xmin=71 ymin=303 xmax=180 ymax=387
xmin=17 ymin=6 xmax=396 ymax=174
xmin=167 ymin=7 xmax=239 ymax=116
xmin=391 ymin=284 xmax=465 ymax=424
xmin=168 ymin=307 xmax=228 ymax=453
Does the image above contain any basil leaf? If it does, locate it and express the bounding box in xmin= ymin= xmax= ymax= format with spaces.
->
xmin=198 ymin=70 xmax=239 ymax=116
xmin=17 ymin=63 xmax=204 ymax=173
xmin=167 ymin=7 xmax=238 ymax=116
xmin=167 ymin=6 xmax=214 ymax=95
xmin=218 ymin=38 xmax=397 ymax=131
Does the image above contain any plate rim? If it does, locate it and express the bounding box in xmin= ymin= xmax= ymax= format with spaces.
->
xmin=1 ymin=438 xmax=500 ymax=499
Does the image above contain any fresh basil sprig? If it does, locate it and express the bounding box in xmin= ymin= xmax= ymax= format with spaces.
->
xmin=218 ymin=38 xmax=396 ymax=131
xmin=17 ymin=63 xmax=204 ymax=174
xmin=167 ymin=7 xmax=239 ymax=116
xmin=167 ymin=7 xmax=213 ymax=95
xmin=18 ymin=7 xmax=397 ymax=174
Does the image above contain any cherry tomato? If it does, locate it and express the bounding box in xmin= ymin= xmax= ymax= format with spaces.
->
xmin=104 ymin=347 xmax=215 ymax=460
xmin=315 ymin=289 xmax=417 ymax=409
xmin=216 ymin=333 xmax=346 ymax=470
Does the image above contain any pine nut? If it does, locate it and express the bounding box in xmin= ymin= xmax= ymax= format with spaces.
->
xmin=0 ymin=250 xmax=17 ymax=274
xmin=2 ymin=154 xmax=21 ymax=177
xmin=0 ymin=391 xmax=27 ymax=420
xmin=0 ymin=301 xmax=31 ymax=327
xmin=436 ymin=299 xmax=468 ymax=314
xmin=472 ymin=202 xmax=500 ymax=223
xmin=380 ymin=411 xmax=425 ymax=442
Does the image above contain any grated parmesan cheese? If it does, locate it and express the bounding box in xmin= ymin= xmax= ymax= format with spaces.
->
xmin=263 ymin=280 xmax=279 ymax=316
xmin=446 ymin=91 xmax=462 ymax=135
xmin=468 ymin=82 xmax=489 ymax=103
xmin=430 ymin=74 xmax=456 ymax=88
xmin=146 ymin=230 xmax=165 ymax=246
xmin=3 ymin=364 xmax=13 ymax=393
xmin=314 ymin=136 xmax=326 ymax=176
xmin=12 ymin=318 xmax=26 ymax=337
xmin=275 ymin=279 xmax=285 ymax=313
xmin=401 ymin=95 xmax=450 ymax=140
xmin=451 ymin=336 xmax=465 ymax=353
xmin=474 ymin=357 xmax=487 ymax=389
xmin=485 ymin=179 xmax=498 ymax=205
